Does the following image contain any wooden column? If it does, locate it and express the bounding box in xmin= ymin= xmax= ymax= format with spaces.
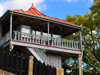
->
xmin=78 ymin=54 xmax=82 ymax=75
xmin=51 ymin=28 xmax=53 ymax=37
xmin=28 ymin=56 xmax=34 ymax=75
xmin=61 ymin=31 xmax=63 ymax=39
xmin=41 ymin=26 xmax=43 ymax=36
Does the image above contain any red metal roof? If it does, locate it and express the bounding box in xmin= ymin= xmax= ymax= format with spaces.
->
xmin=12 ymin=3 xmax=79 ymax=26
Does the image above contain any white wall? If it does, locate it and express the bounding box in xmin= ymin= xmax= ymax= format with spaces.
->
xmin=46 ymin=54 xmax=62 ymax=68
xmin=35 ymin=50 xmax=62 ymax=68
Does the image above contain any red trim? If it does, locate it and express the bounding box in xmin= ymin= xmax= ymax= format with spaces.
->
xmin=12 ymin=40 xmax=82 ymax=52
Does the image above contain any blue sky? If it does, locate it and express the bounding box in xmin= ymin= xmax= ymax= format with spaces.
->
xmin=0 ymin=0 xmax=93 ymax=20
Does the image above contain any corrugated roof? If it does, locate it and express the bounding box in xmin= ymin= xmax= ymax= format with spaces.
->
xmin=12 ymin=3 xmax=79 ymax=26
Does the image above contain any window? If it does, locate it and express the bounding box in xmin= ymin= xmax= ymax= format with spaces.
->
xmin=21 ymin=25 xmax=31 ymax=38
xmin=21 ymin=25 xmax=31 ymax=34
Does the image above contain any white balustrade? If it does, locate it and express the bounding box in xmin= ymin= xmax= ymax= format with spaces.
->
xmin=0 ymin=31 xmax=80 ymax=50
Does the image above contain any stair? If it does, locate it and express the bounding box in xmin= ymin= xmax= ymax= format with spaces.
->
xmin=27 ymin=47 xmax=55 ymax=67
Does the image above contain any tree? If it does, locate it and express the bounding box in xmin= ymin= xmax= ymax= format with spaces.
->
xmin=63 ymin=0 xmax=100 ymax=74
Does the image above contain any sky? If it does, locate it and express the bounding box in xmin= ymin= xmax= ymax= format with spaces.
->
xmin=0 ymin=0 xmax=94 ymax=20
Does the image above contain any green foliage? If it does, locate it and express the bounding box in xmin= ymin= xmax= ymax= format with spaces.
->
xmin=63 ymin=0 xmax=100 ymax=75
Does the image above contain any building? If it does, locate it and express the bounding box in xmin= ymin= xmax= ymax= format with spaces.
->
xmin=0 ymin=3 xmax=83 ymax=75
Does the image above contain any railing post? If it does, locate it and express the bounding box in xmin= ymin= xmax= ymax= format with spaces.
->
xmin=28 ymin=56 xmax=34 ymax=75
xmin=14 ymin=31 xmax=17 ymax=40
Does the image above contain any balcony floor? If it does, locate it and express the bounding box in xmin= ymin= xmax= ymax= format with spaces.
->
xmin=3 ymin=40 xmax=82 ymax=56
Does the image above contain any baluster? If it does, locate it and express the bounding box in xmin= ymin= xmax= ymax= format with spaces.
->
xmin=75 ymin=41 xmax=77 ymax=49
xmin=74 ymin=41 xmax=75 ymax=49
xmin=77 ymin=42 xmax=78 ymax=49
xmin=37 ymin=35 xmax=38 ymax=44
xmin=18 ymin=32 xmax=20 ymax=41
xmin=35 ymin=35 xmax=37 ymax=43
xmin=59 ymin=39 xmax=61 ymax=47
xmin=67 ymin=40 xmax=68 ymax=48
xmin=57 ymin=38 xmax=58 ymax=46
xmin=27 ymin=34 xmax=28 ymax=42
xmin=64 ymin=39 xmax=66 ymax=47
xmin=30 ymin=34 xmax=31 ymax=42
xmin=51 ymin=37 xmax=53 ymax=46
xmin=14 ymin=31 xmax=17 ymax=40
xmin=38 ymin=35 xmax=40 ymax=44
xmin=78 ymin=42 xmax=79 ymax=49
xmin=59 ymin=39 xmax=61 ymax=46
xmin=21 ymin=33 xmax=22 ymax=41
xmin=32 ymin=34 xmax=34 ymax=43
xmin=70 ymin=40 xmax=71 ymax=48
xmin=24 ymin=33 xmax=25 ymax=42
xmin=62 ymin=39 xmax=63 ymax=47
xmin=72 ymin=41 xmax=73 ymax=48
xmin=69 ymin=40 xmax=70 ymax=48
xmin=54 ymin=38 xmax=56 ymax=46
xmin=41 ymin=36 xmax=43 ymax=44
xmin=43 ymin=36 xmax=45 ymax=45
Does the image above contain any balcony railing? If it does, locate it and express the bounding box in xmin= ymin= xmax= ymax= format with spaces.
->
xmin=2 ymin=31 xmax=10 ymax=45
xmin=2 ymin=31 xmax=80 ymax=50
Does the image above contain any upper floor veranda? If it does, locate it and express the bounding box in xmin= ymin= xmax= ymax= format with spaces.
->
xmin=0 ymin=4 xmax=83 ymax=57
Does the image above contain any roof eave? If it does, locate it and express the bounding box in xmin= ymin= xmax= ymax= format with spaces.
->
xmin=9 ymin=10 xmax=82 ymax=30
xmin=0 ymin=10 xmax=10 ymax=23
xmin=0 ymin=10 xmax=83 ymax=30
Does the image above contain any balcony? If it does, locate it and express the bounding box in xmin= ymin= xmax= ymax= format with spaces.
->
xmin=2 ymin=31 xmax=80 ymax=50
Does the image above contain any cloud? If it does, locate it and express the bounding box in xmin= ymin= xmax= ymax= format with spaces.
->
xmin=64 ymin=0 xmax=93 ymax=2
xmin=90 ymin=0 xmax=93 ymax=2
xmin=0 ymin=0 xmax=46 ymax=16
xmin=65 ymin=0 xmax=84 ymax=2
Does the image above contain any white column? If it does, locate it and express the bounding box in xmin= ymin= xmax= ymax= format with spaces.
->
xmin=79 ymin=30 xmax=82 ymax=51
xmin=10 ymin=12 xmax=13 ymax=51
xmin=79 ymin=30 xmax=83 ymax=75
xmin=0 ymin=23 xmax=2 ymax=46
xmin=48 ymin=22 xmax=49 ymax=45
xmin=10 ymin=12 xmax=13 ymax=40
